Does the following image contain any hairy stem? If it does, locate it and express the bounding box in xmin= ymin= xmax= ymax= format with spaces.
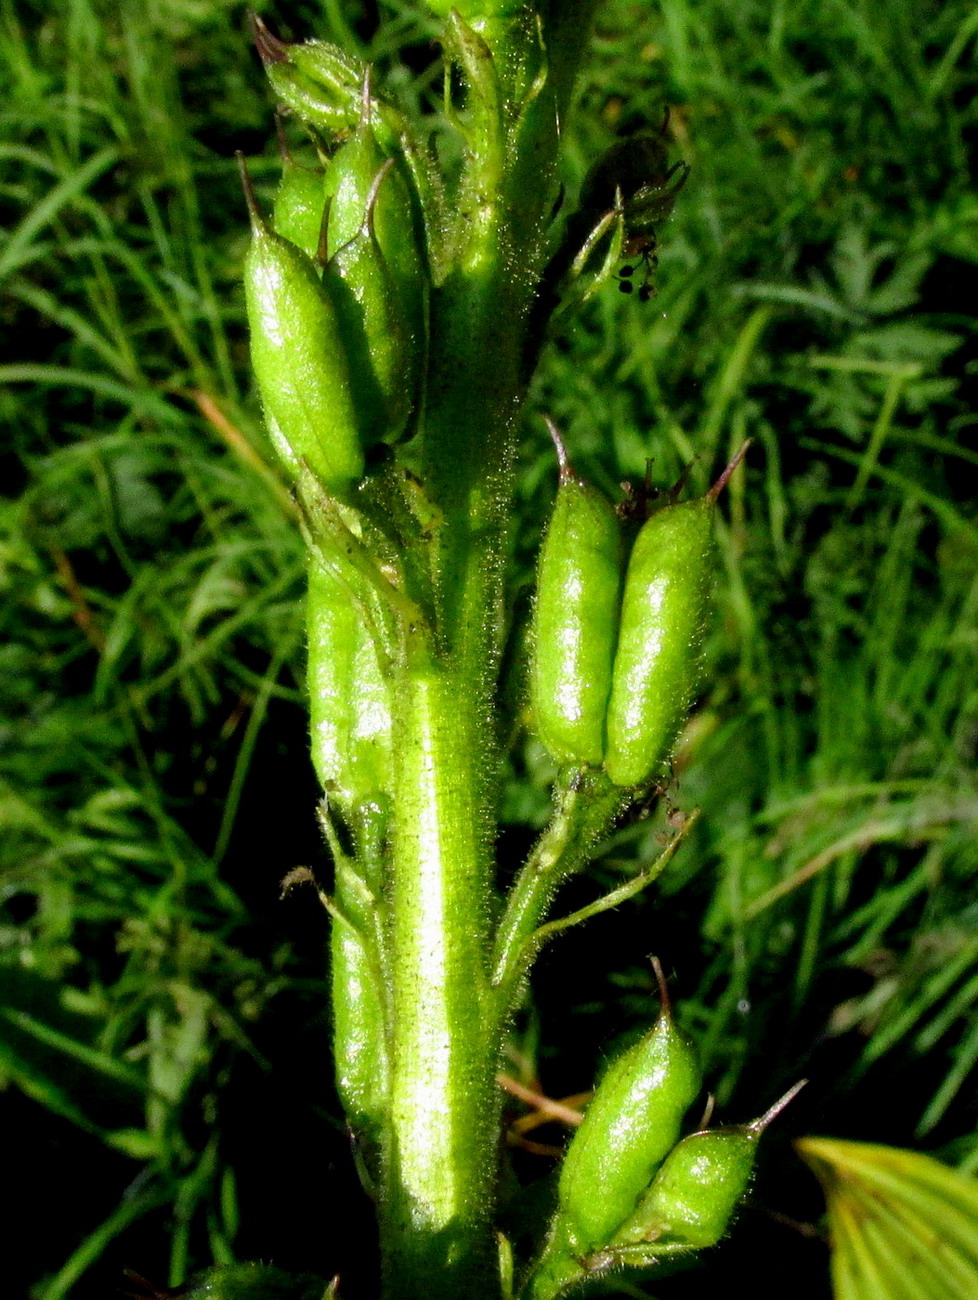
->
xmin=381 ymin=650 xmax=500 ymax=1299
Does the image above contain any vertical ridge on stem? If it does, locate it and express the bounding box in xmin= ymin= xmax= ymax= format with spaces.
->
xmin=384 ymin=656 xmax=499 ymax=1298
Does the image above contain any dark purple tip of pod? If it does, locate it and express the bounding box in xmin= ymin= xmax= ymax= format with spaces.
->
xmin=665 ymin=459 xmax=694 ymax=504
xmin=747 ymin=1078 xmax=809 ymax=1134
xmin=544 ymin=415 xmax=575 ymax=485
xmin=706 ymin=438 xmax=752 ymax=504
xmin=688 ymin=1079 xmax=807 ymax=1142
xmin=121 ymin=1270 xmax=183 ymax=1300
xmin=650 ymin=954 xmax=673 ymax=1019
xmin=235 ymin=152 xmax=268 ymax=236
xmin=249 ymin=12 xmax=290 ymax=66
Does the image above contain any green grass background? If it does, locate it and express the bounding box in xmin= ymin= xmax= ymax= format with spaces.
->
xmin=1 ymin=0 xmax=976 ymax=1295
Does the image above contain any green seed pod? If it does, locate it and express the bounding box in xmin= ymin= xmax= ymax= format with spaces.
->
xmin=307 ymin=559 xmax=392 ymax=807
xmin=272 ymin=158 xmax=327 ymax=262
xmin=620 ymin=1126 xmax=757 ymax=1251
xmin=323 ymin=105 xmax=426 ymax=445
xmin=252 ymin=16 xmax=364 ymax=135
xmin=308 ymin=560 xmax=391 ymax=1150
xmin=557 ymin=960 xmax=701 ymax=1251
xmin=603 ymin=496 xmax=713 ymax=788
xmin=240 ymin=158 xmax=364 ymax=495
xmin=611 ymin=1081 xmax=807 ymax=1253
xmin=530 ymin=420 xmax=621 ymax=767
xmin=332 ymin=913 xmax=388 ymax=1151
xmin=604 ymin=448 xmax=748 ymax=788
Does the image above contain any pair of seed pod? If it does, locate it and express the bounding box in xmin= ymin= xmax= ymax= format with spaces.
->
xmin=242 ymin=99 xmax=425 ymax=499
xmin=530 ymin=424 xmax=746 ymax=788
xmin=530 ymin=967 xmax=804 ymax=1296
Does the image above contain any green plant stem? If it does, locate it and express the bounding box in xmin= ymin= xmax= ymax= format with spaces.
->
xmin=377 ymin=231 xmax=534 ymax=1300
xmin=331 ymin=14 xmax=597 ymax=1295
xmin=382 ymin=649 xmax=499 ymax=1299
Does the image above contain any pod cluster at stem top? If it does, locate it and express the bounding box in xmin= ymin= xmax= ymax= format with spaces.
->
xmin=241 ymin=9 xmax=691 ymax=510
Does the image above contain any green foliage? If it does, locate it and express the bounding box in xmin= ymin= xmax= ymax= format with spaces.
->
xmin=1 ymin=0 xmax=977 ymax=1296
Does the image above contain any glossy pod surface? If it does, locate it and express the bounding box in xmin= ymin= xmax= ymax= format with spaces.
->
xmin=331 ymin=912 xmax=388 ymax=1142
xmin=324 ymin=117 xmax=425 ymax=445
xmin=614 ymin=1126 xmax=758 ymax=1250
xmin=604 ymin=498 xmax=714 ymax=787
xmin=272 ymin=160 xmax=327 ymax=261
xmin=330 ymin=803 xmax=390 ymax=1151
xmin=308 ymin=561 xmax=391 ymax=1143
xmin=244 ymin=209 xmax=364 ymax=493
xmin=557 ymin=1009 xmax=701 ymax=1250
xmin=530 ymin=467 xmax=621 ymax=767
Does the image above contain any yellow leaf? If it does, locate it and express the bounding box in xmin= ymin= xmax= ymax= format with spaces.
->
xmin=797 ymin=1137 xmax=978 ymax=1300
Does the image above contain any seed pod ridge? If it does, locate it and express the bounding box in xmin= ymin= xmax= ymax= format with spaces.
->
xmin=272 ymin=159 xmax=327 ymax=262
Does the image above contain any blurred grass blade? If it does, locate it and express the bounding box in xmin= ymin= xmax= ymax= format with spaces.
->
xmin=0 ymin=1035 xmax=152 ymax=1158
xmin=797 ymin=1138 xmax=978 ymax=1299
xmin=0 ymin=362 xmax=172 ymax=418
xmin=37 ymin=1183 xmax=170 ymax=1300
xmin=0 ymin=145 xmax=118 ymax=282
xmin=0 ymin=1006 xmax=145 ymax=1091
